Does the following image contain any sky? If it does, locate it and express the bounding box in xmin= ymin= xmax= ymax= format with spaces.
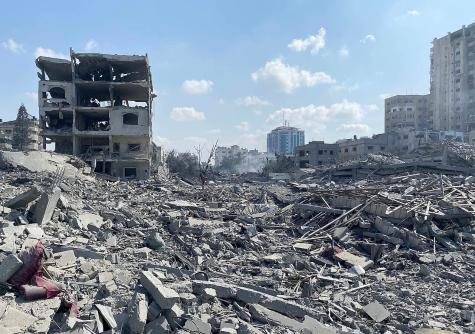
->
xmin=1 ymin=1 xmax=475 ymax=153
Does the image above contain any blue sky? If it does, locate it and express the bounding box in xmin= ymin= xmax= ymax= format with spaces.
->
xmin=1 ymin=1 xmax=475 ymax=152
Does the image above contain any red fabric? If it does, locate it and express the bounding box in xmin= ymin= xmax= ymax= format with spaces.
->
xmin=8 ymin=241 xmax=45 ymax=286
xmin=34 ymin=276 xmax=63 ymax=299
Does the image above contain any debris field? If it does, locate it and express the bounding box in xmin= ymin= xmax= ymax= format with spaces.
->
xmin=0 ymin=150 xmax=474 ymax=334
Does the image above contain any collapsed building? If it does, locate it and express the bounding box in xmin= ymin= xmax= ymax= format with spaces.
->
xmin=36 ymin=49 xmax=154 ymax=179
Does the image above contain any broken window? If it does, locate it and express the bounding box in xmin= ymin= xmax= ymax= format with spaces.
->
xmin=124 ymin=167 xmax=137 ymax=179
xmin=113 ymin=143 xmax=120 ymax=153
xmin=128 ymin=144 xmax=141 ymax=152
xmin=123 ymin=113 xmax=139 ymax=125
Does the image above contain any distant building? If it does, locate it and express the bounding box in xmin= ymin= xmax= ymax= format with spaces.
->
xmin=431 ymin=23 xmax=475 ymax=133
xmin=337 ymin=134 xmax=390 ymax=161
xmin=385 ymin=94 xmax=432 ymax=133
xmin=0 ymin=118 xmax=40 ymax=151
xmin=215 ymin=145 xmax=248 ymax=167
xmin=267 ymin=126 xmax=304 ymax=155
xmin=294 ymin=141 xmax=338 ymax=168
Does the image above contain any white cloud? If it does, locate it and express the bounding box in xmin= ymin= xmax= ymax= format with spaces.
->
xmin=24 ymin=92 xmax=37 ymax=101
xmin=367 ymin=104 xmax=379 ymax=112
xmin=337 ymin=123 xmax=370 ymax=133
xmin=407 ymin=9 xmax=420 ymax=17
xmin=170 ymin=107 xmax=206 ymax=121
xmin=218 ymin=98 xmax=225 ymax=105
xmin=339 ymin=46 xmax=349 ymax=57
xmin=235 ymin=96 xmax=271 ymax=107
xmin=331 ymin=82 xmax=359 ymax=93
xmin=34 ymin=47 xmax=68 ymax=59
xmin=154 ymin=136 xmax=171 ymax=147
xmin=85 ymin=39 xmax=98 ymax=51
xmin=266 ymin=100 xmax=365 ymax=131
xmin=208 ymin=128 xmax=222 ymax=134
xmin=235 ymin=121 xmax=250 ymax=132
xmin=252 ymin=58 xmax=335 ymax=93
xmin=288 ymin=27 xmax=326 ymax=54
xmin=182 ymin=80 xmax=214 ymax=95
xmin=360 ymin=34 xmax=376 ymax=44
xmin=2 ymin=38 xmax=25 ymax=53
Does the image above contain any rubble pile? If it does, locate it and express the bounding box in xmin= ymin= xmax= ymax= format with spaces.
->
xmin=1 ymin=153 xmax=475 ymax=333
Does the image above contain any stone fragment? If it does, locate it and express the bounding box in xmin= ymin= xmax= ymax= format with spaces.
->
xmin=32 ymin=187 xmax=61 ymax=225
xmin=335 ymin=250 xmax=373 ymax=269
xmin=95 ymin=304 xmax=117 ymax=329
xmin=146 ymin=232 xmax=165 ymax=250
xmin=125 ymin=292 xmax=148 ymax=333
xmin=4 ymin=186 xmax=41 ymax=209
xmin=145 ymin=315 xmax=170 ymax=334
xmin=249 ymin=304 xmax=336 ymax=334
xmin=140 ymin=271 xmax=180 ymax=309
xmin=183 ymin=317 xmax=211 ymax=334
xmin=0 ymin=254 xmax=23 ymax=282
xmin=362 ymin=301 xmax=390 ymax=322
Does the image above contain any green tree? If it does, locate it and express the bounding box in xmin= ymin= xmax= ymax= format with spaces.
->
xmin=12 ymin=104 xmax=33 ymax=151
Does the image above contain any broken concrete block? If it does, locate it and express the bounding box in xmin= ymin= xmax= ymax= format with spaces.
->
xmin=349 ymin=265 xmax=365 ymax=276
xmin=144 ymin=315 xmax=170 ymax=334
xmin=163 ymin=304 xmax=185 ymax=329
xmin=0 ymin=254 xmax=23 ymax=282
xmin=146 ymin=232 xmax=165 ymax=250
xmin=183 ymin=317 xmax=211 ymax=334
xmin=249 ymin=304 xmax=336 ymax=334
xmin=51 ymin=250 xmax=76 ymax=268
xmin=461 ymin=310 xmax=474 ymax=322
xmin=333 ymin=226 xmax=349 ymax=241
xmin=293 ymin=242 xmax=313 ymax=252
xmin=32 ymin=187 xmax=61 ymax=225
xmin=140 ymin=271 xmax=180 ymax=309
xmin=25 ymin=224 xmax=44 ymax=239
xmin=193 ymin=280 xmax=321 ymax=320
xmin=441 ymin=270 xmax=465 ymax=282
xmin=147 ymin=301 xmax=161 ymax=322
xmin=201 ymin=287 xmax=217 ymax=301
xmin=95 ymin=304 xmax=117 ymax=329
xmin=4 ymin=186 xmax=41 ymax=209
xmin=334 ymin=250 xmax=373 ymax=270
xmin=363 ymin=301 xmax=390 ymax=322
xmin=125 ymin=292 xmax=148 ymax=333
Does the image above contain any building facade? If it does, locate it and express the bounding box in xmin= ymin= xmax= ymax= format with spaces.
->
xmin=337 ymin=134 xmax=391 ymax=162
xmin=0 ymin=118 xmax=40 ymax=151
xmin=384 ymin=94 xmax=432 ymax=133
xmin=267 ymin=126 xmax=305 ymax=155
xmin=294 ymin=141 xmax=338 ymax=168
xmin=36 ymin=50 xmax=154 ymax=179
xmin=431 ymin=23 xmax=475 ymax=132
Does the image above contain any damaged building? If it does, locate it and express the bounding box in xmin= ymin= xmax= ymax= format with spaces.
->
xmin=36 ymin=49 xmax=154 ymax=179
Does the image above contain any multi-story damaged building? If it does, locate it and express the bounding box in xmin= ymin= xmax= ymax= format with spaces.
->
xmin=36 ymin=49 xmax=154 ymax=179
xmin=0 ymin=116 xmax=41 ymax=151
xmin=294 ymin=141 xmax=338 ymax=168
xmin=431 ymin=23 xmax=475 ymax=133
xmin=384 ymin=94 xmax=432 ymax=133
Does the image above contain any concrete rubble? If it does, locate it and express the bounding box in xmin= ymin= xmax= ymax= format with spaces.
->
xmin=1 ymin=149 xmax=475 ymax=333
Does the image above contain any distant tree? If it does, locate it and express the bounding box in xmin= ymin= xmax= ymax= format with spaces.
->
xmin=195 ymin=140 xmax=218 ymax=189
xmin=262 ymin=155 xmax=297 ymax=175
xmin=12 ymin=104 xmax=33 ymax=151
xmin=165 ymin=150 xmax=199 ymax=178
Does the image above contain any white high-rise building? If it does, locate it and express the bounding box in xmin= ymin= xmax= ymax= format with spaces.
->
xmin=266 ymin=126 xmax=305 ymax=155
